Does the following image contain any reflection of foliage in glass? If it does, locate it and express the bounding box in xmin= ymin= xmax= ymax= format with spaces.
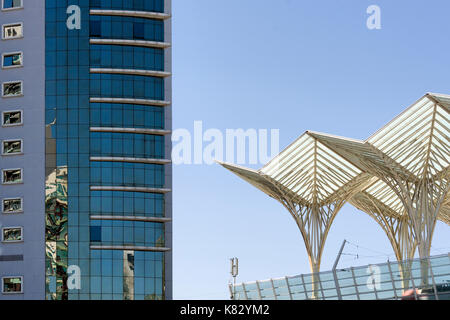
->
xmin=3 ymin=111 xmax=21 ymax=125
xmin=3 ymin=277 xmax=22 ymax=293
xmin=3 ymin=82 xmax=22 ymax=96
xmin=3 ymin=169 xmax=21 ymax=183
xmin=3 ymin=228 xmax=22 ymax=241
xmin=45 ymin=166 xmax=68 ymax=300
xmin=145 ymin=293 xmax=163 ymax=300
xmin=3 ymin=140 xmax=21 ymax=154
xmin=3 ymin=198 xmax=21 ymax=212
xmin=155 ymin=235 xmax=164 ymax=247
xmin=123 ymin=251 xmax=135 ymax=300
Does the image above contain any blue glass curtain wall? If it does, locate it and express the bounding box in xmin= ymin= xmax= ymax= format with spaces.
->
xmin=90 ymin=103 xmax=164 ymax=129
xmin=90 ymin=162 xmax=164 ymax=188
xmin=90 ymin=191 xmax=164 ymax=217
xmin=89 ymin=16 xmax=163 ymax=42
xmin=46 ymin=0 xmax=167 ymax=300
xmin=90 ymin=132 xmax=164 ymax=159
xmin=90 ymin=45 xmax=164 ymax=71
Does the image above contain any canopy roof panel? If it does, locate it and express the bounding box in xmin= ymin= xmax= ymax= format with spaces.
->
xmin=218 ymin=93 xmax=449 ymax=269
xmin=352 ymin=177 xmax=449 ymax=224
xmin=216 ymin=161 xmax=305 ymax=204
xmin=429 ymin=93 xmax=450 ymax=109
xmin=367 ymin=93 xmax=450 ymax=179
xmin=219 ymin=132 xmax=372 ymax=207
xmin=363 ymin=179 xmax=404 ymax=216
xmin=307 ymin=94 xmax=449 ymax=226
xmin=308 ymin=128 xmax=449 ymax=224
xmin=259 ymin=132 xmax=369 ymax=204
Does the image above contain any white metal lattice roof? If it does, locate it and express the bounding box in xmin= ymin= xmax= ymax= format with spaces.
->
xmin=219 ymin=131 xmax=373 ymax=207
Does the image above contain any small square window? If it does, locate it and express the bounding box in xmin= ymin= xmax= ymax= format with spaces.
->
xmin=2 ymin=227 xmax=22 ymax=242
xmin=2 ymin=23 xmax=23 ymax=39
xmin=2 ymin=168 xmax=22 ymax=184
xmin=90 ymin=21 xmax=101 ymax=37
xmin=2 ymin=110 xmax=22 ymax=126
xmin=2 ymin=198 xmax=22 ymax=213
xmin=2 ymin=277 xmax=23 ymax=294
xmin=90 ymin=226 xmax=102 ymax=242
xmin=2 ymin=52 xmax=22 ymax=68
xmin=133 ymin=22 xmax=144 ymax=40
xmin=2 ymin=0 xmax=22 ymax=10
xmin=2 ymin=81 xmax=22 ymax=97
xmin=2 ymin=139 xmax=22 ymax=155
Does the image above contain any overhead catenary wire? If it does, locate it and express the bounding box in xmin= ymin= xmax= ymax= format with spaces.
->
xmin=337 ymin=240 xmax=399 ymax=266
xmin=345 ymin=240 xmax=392 ymax=258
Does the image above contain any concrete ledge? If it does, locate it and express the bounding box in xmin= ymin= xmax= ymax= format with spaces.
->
xmin=90 ymin=97 xmax=170 ymax=107
xmin=90 ymin=156 xmax=171 ymax=165
xmin=90 ymin=68 xmax=171 ymax=78
xmin=90 ymin=38 xmax=171 ymax=49
xmin=90 ymin=9 xmax=171 ymax=20
xmin=90 ymin=127 xmax=171 ymax=135
xmin=90 ymin=245 xmax=170 ymax=252
xmin=90 ymin=186 xmax=171 ymax=194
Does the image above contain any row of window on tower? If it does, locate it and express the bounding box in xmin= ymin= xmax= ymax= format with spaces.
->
xmin=1 ymin=0 xmax=24 ymax=295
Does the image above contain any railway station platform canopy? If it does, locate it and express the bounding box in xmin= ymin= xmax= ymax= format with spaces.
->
xmin=217 ymin=93 xmax=450 ymax=289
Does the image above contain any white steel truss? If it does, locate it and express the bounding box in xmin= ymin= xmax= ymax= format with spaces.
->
xmin=308 ymin=93 xmax=449 ymax=284
xmin=217 ymin=132 xmax=374 ymax=296
xmin=218 ymin=93 xmax=449 ymax=289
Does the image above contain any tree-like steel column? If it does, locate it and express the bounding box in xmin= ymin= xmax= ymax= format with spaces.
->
xmin=358 ymin=148 xmax=449 ymax=285
xmin=218 ymin=133 xmax=373 ymax=299
xmin=309 ymin=94 xmax=449 ymax=286
xmin=279 ymin=199 xmax=345 ymax=298
xmin=350 ymin=191 xmax=417 ymax=289
xmin=219 ymin=93 xmax=449 ymax=295
xmin=310 ymin=139 xmax=448 ymax=286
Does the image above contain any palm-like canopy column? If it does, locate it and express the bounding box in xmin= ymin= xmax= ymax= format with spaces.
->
xmin=350 ymin=182 xmax=417 ymax=263
xmin=350 ymin=178 xmax=450 ymax=289
xmin=309 ymin=93 xmax=450 ymax=285
xmin=351 ymin=179 xmax=449 ymax=260
xmin=218 ymin=133 xmax=373 ymax=298
xmin=350 ymin=180 xmax=418 ymax=289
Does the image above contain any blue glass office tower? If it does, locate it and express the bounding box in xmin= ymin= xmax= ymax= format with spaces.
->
xmin=0 ymin=0 xmax=172 ymax=300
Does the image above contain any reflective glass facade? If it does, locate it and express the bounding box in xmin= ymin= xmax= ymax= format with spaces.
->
xmin=90 ymin=45 xmax=164 ymax=71
xmin=90 ymin=103 xmax=164 ymax=129
xmin=89 ymin=16 xmax=163 ymax=41
xmin=90 ymin=191 xmax=164 ymax=217
xmin=45 ymin=0 xmax=171 ymax=300
xmin=90 ymin=74 xmax=164 ymax=100
xmin=90 ymin=132 xmax=165 ymax=158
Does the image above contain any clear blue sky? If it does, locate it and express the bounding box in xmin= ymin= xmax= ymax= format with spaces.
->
xmin=171 ymin=0 xmax=450 ymax=299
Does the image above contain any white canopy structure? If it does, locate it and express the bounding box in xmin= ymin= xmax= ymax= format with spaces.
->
xmin=217 ymin=133 xmax=375 ymax=295
xmin=218 ymin=93 xmax=449 ymax=288
xmin=309 ymin=93 xmax=449 ymax=261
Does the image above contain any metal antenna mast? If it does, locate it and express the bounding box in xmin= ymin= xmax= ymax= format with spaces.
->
xmin=230 ymin=257 xmax=239 ymax=300
xmin=332 ymin=239 xmax=347 ymax=300
xmin=333 ymin=239 xmax=347 ymax=271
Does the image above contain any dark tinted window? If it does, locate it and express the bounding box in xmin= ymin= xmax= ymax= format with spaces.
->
xmin=3 ymin=0 xmax=22 ymax=9
xmin=133 ymin=22 xmax=144 ymax=39
xmin=90 ymin=21 xmax=101 ymax=37
xmin=90 ymin=226 xmax=102 ymax=242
